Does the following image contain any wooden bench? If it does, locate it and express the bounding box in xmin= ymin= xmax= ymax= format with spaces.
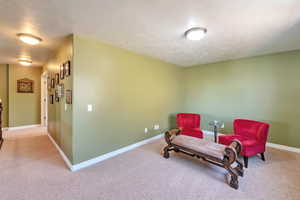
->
xmin=163 ymin=129 xmax=244 ymax=189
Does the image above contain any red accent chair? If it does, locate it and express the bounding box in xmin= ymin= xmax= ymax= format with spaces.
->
xmin=218 ymin=119 xmax=270 ymax=168
xmin=176 ymin=113 xmax=204 ymax=139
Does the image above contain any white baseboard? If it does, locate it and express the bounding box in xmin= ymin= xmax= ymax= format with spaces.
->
xmin=47 ymin=134 xmax=73 ymax=170
xmin=266 ymin=142 xmax=300 ymax=154
xmin=203 ymin=129 xmax=300 ymax=154
xmin=48 ymin=133 xmax=164 ymax=171
xmin=6 ymin=124 xmax=41 ymax=131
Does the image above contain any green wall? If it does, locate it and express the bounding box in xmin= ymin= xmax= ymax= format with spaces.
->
xmin=8 ymin=65 xmax=42 ymax=127
xmin=183 ymin=50 xmax=300 ymax=148
xmin=44 ymin=36 xmax=73 ymax=162
xmin=0 ymin=64 xmax=8 ymax=127
xmin=44 ymin=34 xmax=300 ymax=165
xmin=72 ymin=35 xmax=184 ymax=164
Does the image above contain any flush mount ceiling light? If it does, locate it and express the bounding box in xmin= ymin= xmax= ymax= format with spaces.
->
xmin=17 ymin=33 xmax=42 ymax=45
xmin=18 ymin=58 xmax=32 ymax=66
xmin=185 ymin=27 xmax=207 ymax=41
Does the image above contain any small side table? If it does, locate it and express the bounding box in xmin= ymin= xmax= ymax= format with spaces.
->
xmin=209 ymin=121 xmax=224 ymax=143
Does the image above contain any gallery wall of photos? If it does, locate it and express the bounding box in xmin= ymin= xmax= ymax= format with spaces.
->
xmin=48 ymin=60 xmax=72 ymax=105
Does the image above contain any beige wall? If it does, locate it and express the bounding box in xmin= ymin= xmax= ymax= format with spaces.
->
xmin=43 ymin=35 xmax=73 ymax=162
xmin=8 ymin=65 xmax=42 ymax=127
xmin=0 ymin=64 xmax=8 ymax=127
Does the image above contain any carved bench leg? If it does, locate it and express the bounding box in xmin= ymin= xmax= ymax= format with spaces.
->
xmin=226 ymin=166 xmax=239 ymax=190
xmin=234 ymin=160 xmax=244 ymax=177
xmin=230 ymin=175 xmax=239 ymax=190
xmin=163 ymin=146 xmax=170 ymax=158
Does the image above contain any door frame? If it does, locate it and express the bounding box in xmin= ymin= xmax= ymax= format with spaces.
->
xmin=41 ymin=72 xmax=48 ymax=127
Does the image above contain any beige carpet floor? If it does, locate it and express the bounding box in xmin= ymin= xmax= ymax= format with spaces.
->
xmin=0 ymin=127 xmax=300 ymax=200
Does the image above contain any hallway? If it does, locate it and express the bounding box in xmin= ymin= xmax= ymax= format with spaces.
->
xmin=0 ymin=127 xmax=72 ymax=199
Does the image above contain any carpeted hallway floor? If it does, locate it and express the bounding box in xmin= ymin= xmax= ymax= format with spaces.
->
xmin=0 ymin=127 xmax=299 ymax=200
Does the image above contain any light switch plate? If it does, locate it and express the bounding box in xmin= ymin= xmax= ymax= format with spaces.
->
xmin=88 ymin=104 xmax=93 ymax=112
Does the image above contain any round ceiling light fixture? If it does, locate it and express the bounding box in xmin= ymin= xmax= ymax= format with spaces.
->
xmin=185 ymin=27 xmax=207 ymax=41
xmin=17 ymin=33 xmax=42 ymax=45
xmin=18 ymin=58 xmax=32 ymax=66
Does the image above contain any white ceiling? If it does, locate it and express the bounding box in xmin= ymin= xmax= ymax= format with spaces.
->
xmin=1 ymin=0 xmax=300 ymax=67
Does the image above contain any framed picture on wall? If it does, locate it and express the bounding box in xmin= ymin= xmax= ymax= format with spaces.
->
xmin=65 ymin=60 xmax=71 ymax=77
xmin=60 ymin=64 xmax=65 ymax=80
xmin=55 ymin=90 xmax=59 ymax=102
xmin=47 ymin=76 xmax=51 ymax=91
xmin=51 ymin=78 xmax=55 ymax=88
xmin=55 ymin=73 xmax=59 ymax=85
xmin=66 ymin=89 xmax=72 ymax=104
xmin=57 ymin=84 xmax=64 ymax=98
xmin=17 ymin=78 xmax=34 ymax=93
xmin=50 ymin=94 xmax=54 ymax=104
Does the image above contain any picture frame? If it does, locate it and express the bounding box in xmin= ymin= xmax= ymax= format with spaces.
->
xmin=60 ymin=64 xmax=65 ymax=80
xmin=17 ymin=78 xmax=34 ymax=93
xmin=57 ymin=84 xmax=64 ymax=98
xmin=47 ymin=76 xmax=51 ymax=91
xmin=50 ymin=94 xmax=54 ymax=104
xmin=55 ymin=90 xmax=59 ymax=102
xmin=51 ymin=78 xmax=55 ymax=88
xmin=66 ymin=89 xmax=72 ymax=104
xmin=55 ymin=73 xmax=59 ymax=85
xmin=65 ymin=60 xmax=71 ymax=77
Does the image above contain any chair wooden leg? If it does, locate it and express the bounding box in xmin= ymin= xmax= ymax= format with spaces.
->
xmin=260 ymin=153 xmax=265 ymax=161
xmin=243 ymin=156 xmax=248 ymax=168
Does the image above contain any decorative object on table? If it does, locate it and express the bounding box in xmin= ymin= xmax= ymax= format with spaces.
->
xmin=55 ymin=73 xmax=60 ymax=85
xmin=50 ymin=94 xmax=54 ymax=104
xmin=57 ymin=84 xmax=64 ymax=98
xmin=163 ymin=129 xmax=244 ymax=190
xmin=60 ymin=64 xmax=65 ymax=80
xmin=66 ymin=89 xmax=72 ymax=104
xmin=176 ymin=113 xmax=203 ymax=138
xmin=51 ymin=78 xmax=55 ymax=88
xmin=209 ymin=120 xmax=224 ymax=143
xmin=17 ymin=78 xmax=34 ymax=93
xmin=218 ymin=119 xmax=270 ymax=168
xmin=64 ymin=60 xmax=71 ymax=77
xmin=0 ymin=100 xmax=3 ymax=149
xmin=55 ymin=90 xmax=59 ymax=102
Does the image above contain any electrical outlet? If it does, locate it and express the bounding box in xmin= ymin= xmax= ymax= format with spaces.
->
xmin=87 ymin=104 xmax=93 ymax=112
xmin=144 ymin=128 xmax=148 ymax=134
xmin=154 ymin=124 xmax=160 ymax=130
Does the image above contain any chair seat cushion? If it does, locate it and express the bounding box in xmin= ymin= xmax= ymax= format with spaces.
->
xmin=219 ymin=134 xmax=265 ymax=157
xmin=172 ymin=135 xmax=226 ymax=160
xmin=181 ymin=128 xmax=203 ymax=138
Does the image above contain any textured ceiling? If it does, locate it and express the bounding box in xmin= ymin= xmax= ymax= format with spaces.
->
xmin=0 ymin=0 xmax=300 ymax=67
